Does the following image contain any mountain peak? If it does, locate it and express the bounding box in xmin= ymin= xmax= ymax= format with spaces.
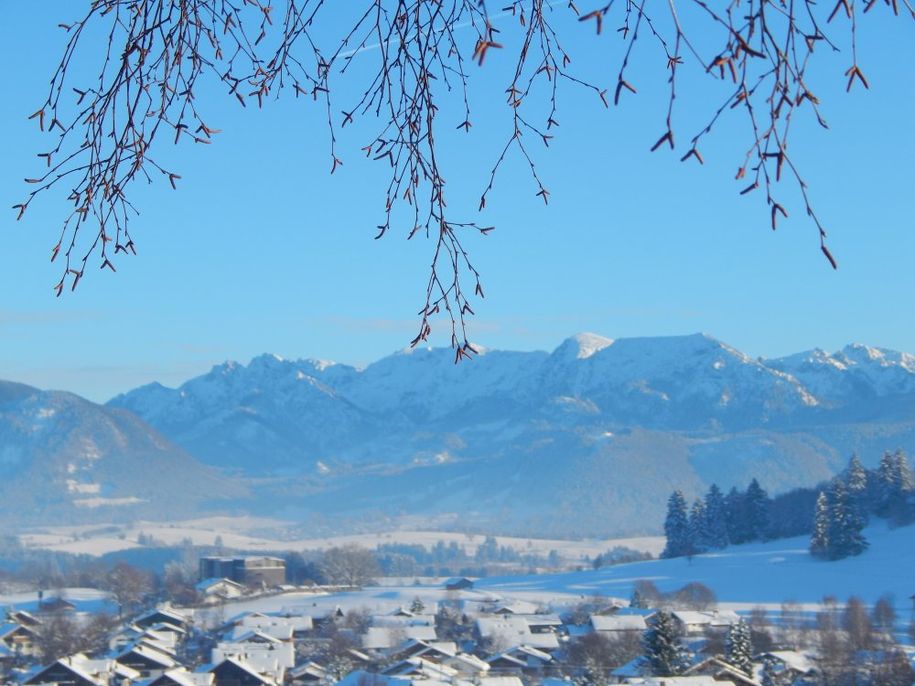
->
xmin=553 ymin=332 xmax=614 ymax=360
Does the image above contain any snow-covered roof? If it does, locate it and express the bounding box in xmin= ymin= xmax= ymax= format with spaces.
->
xmin=363 ymin=626 xmax=438 ymax=650
xmin=475 ymin=617 xmax=559 ymax=651
xmin=443 ymin=653 xmax=489 ymax=674
xmin=118 ymin=642 xmax=179 ymax=668
xmin=671 ymin=610 xmax=741 ymax=628
xmin=384 ymin=657 xmax=458 ymax=680
xmin=196 ymin=577 xmax=245 ymax=593
xmin=591 ymin=615 xmax=647 ymax=632
xmin=145 ymin=668 xmax=215 ymax=686
xmin=490 ymin=600 xmax=539 ymax=615
xmin=762 ymin=651 xmax=818 ymax=674
xmin=227 ymin=627 xmax=289 ymax=643
xmin=289 ymin=661 xmax=327 ymax=680
xmin=209 ymin=656 xmax=279 ymax=685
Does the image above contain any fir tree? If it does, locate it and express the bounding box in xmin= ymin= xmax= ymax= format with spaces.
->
xmin=745 ymin=478 xmax=771 ymax=542
xmin=826 ymin=478 xmax=868 ymax=560
xmin=724 ymin=486 xmax=747 ymax=544
xmin=643 ymin=610 xmax=691 ymax=676
xmin=688 ymin=498 xmax=708 ymax=556
xmin=662 ymin=491 xmax=690 ymax=559
xmin=843 ymin=453 xmax=869 ymax=525
xmin=810 ymin=491 xmax=830 ymax=558
xmin=725 ymin=619 xmax=753 ymax=676
xmin=845 ymin=453 xmax=868 ymax=495
xmin=703 ymin=484 xmax=729 ymax=549
xmin=877 ymin=450 xmax=898 ymax=516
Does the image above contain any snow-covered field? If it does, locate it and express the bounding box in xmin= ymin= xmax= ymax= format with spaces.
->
xmin=6 ymin=521 xmax=912 ymax=628
xmin=18 ymin=515 xmax=665 ymax=560
xmin=191 ymin=520 xmax=915 ymax=623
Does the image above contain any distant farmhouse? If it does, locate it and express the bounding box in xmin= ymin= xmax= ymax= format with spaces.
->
xmin=198 ymin=557 xmax=286 ymax=588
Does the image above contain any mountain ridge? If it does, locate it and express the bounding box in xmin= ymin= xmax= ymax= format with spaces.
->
xmin=6 ymin=332 xmax=915 ymax=535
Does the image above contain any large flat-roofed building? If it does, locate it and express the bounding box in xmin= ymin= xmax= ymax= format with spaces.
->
xmin=199 ymin=556 xmax=286 ymax=588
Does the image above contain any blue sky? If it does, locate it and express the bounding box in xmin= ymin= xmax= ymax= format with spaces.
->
xmin=1 ymin=3 xmax=913 ymax=402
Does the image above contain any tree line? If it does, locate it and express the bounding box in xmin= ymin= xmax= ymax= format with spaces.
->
xmin=661 ymin=450 xmax=914 ymax=561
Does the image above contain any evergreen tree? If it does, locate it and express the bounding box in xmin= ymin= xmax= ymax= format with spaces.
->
xmin=688 ymin=498 xmax=708 ymax=556
xmin=703 ymin=484 xmax=729 ymax=549
xmin=662 ymin=491 xmax=690 ymax=559
xmin=825 ymin=478 xmax=868 ymax=560
xmin=877 ymin=450 xmax=898 ymax=516
xmin=745 ymin=478 xmax=771 ymax=542
xmin=843 ymin=453 xmax=870 ymax=526
xmin=725 ymin=619 xmax=753 ymax=676
xmin=643 ymin=610 xmax=691 ymax=676
xmin=810 ymin=491 xmax=830 ymax=558
xmin=724 ymin=486 xmax=747 ymax=544
xmin=845 ymin=453 xmax=868 ymax=495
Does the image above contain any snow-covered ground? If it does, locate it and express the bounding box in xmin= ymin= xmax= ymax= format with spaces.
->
xmin=19 ymin=516 xmax=664 ymax=560
xmin=0 ymin=587 xmax=116 ymax=615
xmin=190 ymin=520 xmax=915 ymax=623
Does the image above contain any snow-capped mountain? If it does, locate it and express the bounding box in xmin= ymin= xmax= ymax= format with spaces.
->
xmin=99 ymin=333 xmax=915 ymax=535
xmin=7 ymin=333 xmax=914 ymax=534
xmin=766 ymin=344 xmax=915 ymax=414
xmin=0 ymin=381 xmax=245 ymax=524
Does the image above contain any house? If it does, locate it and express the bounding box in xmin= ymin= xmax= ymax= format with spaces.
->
xmin=382 ymin=656 xmax=459 ymax=680
xmin=445 ymin=577 xmax=475 ymax=591
xmin=670 ymin=610 xmax=741 ymax=635
xmin=214 ymin=630 xmax=295 ymax=670
xmin=116 ymin=642 xmax=179 ymax=677
xmin=442 ymin=652 xmax=490 ymax=676
xmin=196 ymin=578 xmax=246 ymax=603
xmin=385 ymin=639 xmax=458 ymax=663
xmin=475 ymin=616 xmax=560 ymax=651
xmin=145 ymin=668 xmax=215 ymax=686
xmin=288 ymin=661 xmax=327 ymax=685
xmin=199 ymin=557 xmax=286 ymax=588
xmin=37 ymin=597 xmax=77 ymax=614
xmin=491 ymin=601 xmax=540 ymax=616
xmin=757 ymin=651 xmax=819 ymax=683
xmin=235 ymin=612 xmax=313 ymax=638
xmin=0 ymin=621 xmax=41 ymax=656
xmin=487 ymin=645 xmax=553 ymax=674
xmin=518 ymin=614 xmax=563 ymax=634
xmin=26 ymin=654 xmax=141 ymax=686
xmin=8 ymin=610 xmax=41 ymax=628
xmin=134 ymin=608 xmax=190 ymax=632
xmin=208 ymin=657 xmax=280 ymax=686
xmin=363 ymin=625 xmax=438 ymax=651
xmin=591 ymin=614 xmax=648 ymax=635
xmin=683 ymin=656 xmax=761 ymax=686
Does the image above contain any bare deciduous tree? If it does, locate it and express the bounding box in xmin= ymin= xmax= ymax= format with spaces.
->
xmin=14 ymin=1 xmax=914 ymax=348
xmin=104 ymin=561 xmax=152 ymax=614
xmin=319 ymin=544 xmax=380 ymax=587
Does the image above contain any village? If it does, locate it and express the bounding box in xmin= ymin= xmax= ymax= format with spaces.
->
xmin=0 ymin=552 xmax=911 ymax=686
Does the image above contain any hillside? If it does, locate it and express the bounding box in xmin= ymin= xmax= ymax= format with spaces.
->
xmin=476 ymin=519 xmax=915 ymax=610
xmin=0 ymin=381 xmax=247 ymax=524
